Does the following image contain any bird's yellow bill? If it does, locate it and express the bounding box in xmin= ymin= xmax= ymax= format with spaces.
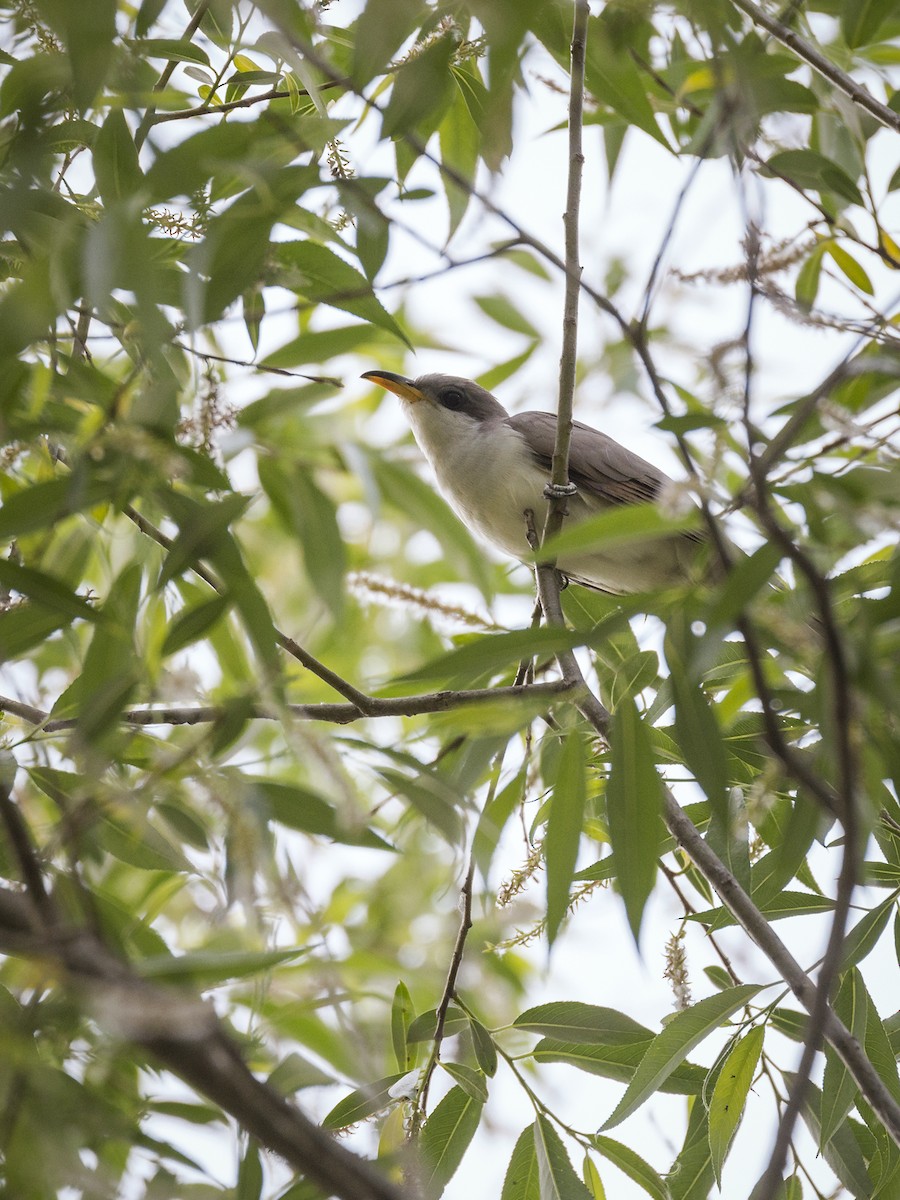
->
xmin=361 ymin=370 xmax=426 ymax=404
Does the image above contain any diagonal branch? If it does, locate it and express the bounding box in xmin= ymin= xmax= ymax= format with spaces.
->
xmin=730 ymin=0 xmax=900 ymax=135
xmin=0 ymin=884 xmax=412 ymax=1200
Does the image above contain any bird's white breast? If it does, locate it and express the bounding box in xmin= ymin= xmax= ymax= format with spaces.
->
xmin=405 ymin=402 xmax=548 ymax=560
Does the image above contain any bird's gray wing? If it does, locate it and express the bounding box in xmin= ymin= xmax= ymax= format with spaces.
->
xmin=505 ymin=411 xmax=671 ymax=506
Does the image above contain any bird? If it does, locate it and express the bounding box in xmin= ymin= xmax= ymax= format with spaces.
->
xmin=361 ymin=370 xmax=703 ymax=594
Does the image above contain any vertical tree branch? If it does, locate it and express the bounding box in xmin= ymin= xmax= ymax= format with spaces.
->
xmin=541 ymin=0 xmax=590 ymax=551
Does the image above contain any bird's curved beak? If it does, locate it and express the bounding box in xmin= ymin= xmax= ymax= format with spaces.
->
xmin=361 ymin=370 xmax=427 ymax=404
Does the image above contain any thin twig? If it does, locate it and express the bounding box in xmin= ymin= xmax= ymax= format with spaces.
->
xmin=415 ymin=854 xmax=476 ymax=1123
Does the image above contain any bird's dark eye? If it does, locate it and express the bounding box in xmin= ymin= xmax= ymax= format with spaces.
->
xmin=440 ymin=388 xmax=464 ymax=410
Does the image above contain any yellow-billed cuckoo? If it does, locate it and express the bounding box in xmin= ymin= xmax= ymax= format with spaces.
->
xmin=361 ymin=370 xmax=701 ymax=594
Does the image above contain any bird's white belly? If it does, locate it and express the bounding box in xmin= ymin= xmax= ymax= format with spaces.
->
xmin=407 ymin=407 xmax=686 ymax=593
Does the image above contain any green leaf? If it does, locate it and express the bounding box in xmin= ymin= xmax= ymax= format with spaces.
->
xmin=274 ymin=241 xmax=409 ymax=344
xmin=665 ymin=622 xmax=729 ymax=812
xmin=161 ymin=593 xmax=230 ymax=656
xmin=795 ymin=242 xmax=826 ymax=309
xmin=601 ymin=984 xmax=761 ymax=1130
xmin=375 ymin=766 xmax=465 ymax=844
xmin=501 ymin=1125 xmax=540 ymax=1200
xmin=258 ymin=457 xmax=345 ymax=618
xmin=50 ymin=562 xmax=143 ymax=741
xmin=705 ymin=542 xmax=784 ymax=628
xmin=136 ymin=38 xmax=212 ymax=65
xmin=0 ymin=602 xmax=74 ymax=658
xmin=397 ymin=626 xmax=584 ymax=689
xmin=351 ymin=0 xmax=425 ymax=85
xmin=420 ymin=1085 xmax=483 ymax=1200
xmin=532 ymin=1039 xmax=705 ymax=1095
xmin=392 ymin=980 xmax=415 ymax=1072
xmin=590 ymin=1135 xmax=668 ymax=1200
xmin=821 ymin=969 xmax=866 ymax=1150
xmin=0 ymin=476 xmax=118 ymax=541
xmin=263 ymin=323 xmax=388 ymax=369
xmin=792 ymin=1076 xmax=874 ymax=1197
xmin=534 ymin=1116 xmax=593 ymax=1200
xmin=764 ymin=150 xmax=864 ymax=207
xmin=688 ymin=890 xmax=836 ymax=928
xmin=667 ymin=1101 xmax=714 ymax=1200
xmin=94 ymin=109 xmax=143 ymax=203
xmin=827 ymin=242 xmax=874 ymax=294
xmin=538 ymin=503 xmax=699 ymax=563
xmin=582 ymin=1155 xmax=606 ymax=1200
xmin=474 ymin=294 xmax=541 ymax=340
xmin=33 ymin=0 xmax=116 ymax=109
xmin=468 ymin=1015 xmax=498 ymax=1077
xmin=708 ymin=1025 xmax=764 ymax=1184
xmin=840 ymin=890 xmax=899 ymax=971
xmin=515 ymin=1002 xmax=654 ymax=1045
xmin=841 ymin=0 xmax=896 ymax=47
xmin=862 ymin=977 xmax=900 ymax=1104
xmin=545 ymin=730 xmax=587 ymax=945
xmin=136 ymin=945 xmax=309 ymax=986
xmin=323 ymin=1074 xmax=405 ymax=1130
xmin=237 ymin=1140 xmax=262 ymax=1200
xmin=441 ymin=1062 xmax=488 ymax=1103
xmin=0 ymin=560 xmax=97 ymax=624
xmin=605 ymin=695 xmax=664 ymax=940
xmin=584 ymin=17 xmax=671 ymax=151
xmin=250 ymin=778 xmax=391 ymax=850
xmin=407 ymin=1006 xmax=468 ymax=1043
xmin=382 ymin=34 xmax=456 ymax=141
xmin=440 ymin=70 xmax=482 ymax=237
xmin=98 ymin=813 xmax=190 ymax=872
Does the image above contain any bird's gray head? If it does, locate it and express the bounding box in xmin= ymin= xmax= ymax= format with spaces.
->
xmin=361 ymin=370 xmax=508 ymax=423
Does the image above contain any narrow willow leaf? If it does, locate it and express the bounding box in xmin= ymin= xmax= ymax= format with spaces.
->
xmin=590 ymin=1135 xmax=668 ymax=1200
xmin=534 ymin=1116 xmax=593 ymax=1200
xmin=407 ymin=1006 xmax=468 ymax=1043
xmin=236 ymin=1139 xmax=262 ymax=1200
xmin=323 ymin=1074 xmax=404 ymax=1130
xmin=582 ymin=1155 xmax=606 ymax=1199
xmin=665 ymin=626 xmax=728 ymax=813
xmin=606 ymin=695 xmax=664 ymax=940
xmin=791 ymin=1076 xmax=874 ymax=1197
xmin=861 ymin=978 xmax=900 ymax=1104
xmin=515 ymin=1002 xmax=653 ymax=1045
xmin=708 ymin=1025 xmax=765 ymax=1184
xmin=602 ymin=985 xmax=761 ymax=1130
xmin=668 ymin=1102 xmax=714 ymax=1200
xmin=440 ymin=1062 xmax=488 ymax=1103
xmin=840 ymin=890 xmax=899 ymax=971
xmin=532 ymin=1039 xmax=706 ymax=1094
xmin=392 ymin=980 xmax=414 ymax=1072
xmin=136 ymin=945 xmax=309 ymax=985
xmin=546 ymin=730 xmax=587 ymax=945
xmin=420 ymin=1085 xmax=483 ymax=1200
xmin=821 ymin=969 xmax=866 ymax=1150
xmin=501 ymin=1126 xmax=540 ymax=1200
xmin=469 ymin=1015 xmax=498 ymax=1077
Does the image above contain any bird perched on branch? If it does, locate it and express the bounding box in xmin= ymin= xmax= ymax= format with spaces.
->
xmin=362 ymin=370 xmax=703 ymax=594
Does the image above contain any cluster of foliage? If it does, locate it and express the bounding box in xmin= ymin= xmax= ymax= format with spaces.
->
xmin=1 ymin=0 xmax=899 ymax=1198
